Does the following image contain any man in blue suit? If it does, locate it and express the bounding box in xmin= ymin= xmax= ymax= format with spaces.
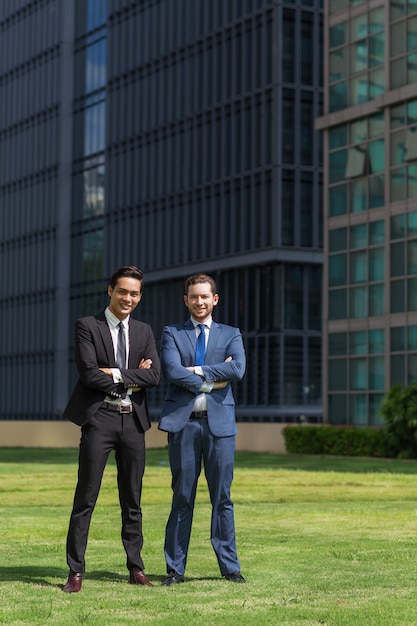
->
xmin=159 ymin=273 xmax=246 ymax=585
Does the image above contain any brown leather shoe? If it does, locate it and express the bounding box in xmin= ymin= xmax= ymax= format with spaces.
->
xmin=62 ymin=571 xmax=83 ymax=593
xmin=129 ymin=569 xmax=153 ymax=586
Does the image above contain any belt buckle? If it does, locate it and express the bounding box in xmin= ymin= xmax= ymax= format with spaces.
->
xmin=119 ymin=405 xmax=132 ymax=414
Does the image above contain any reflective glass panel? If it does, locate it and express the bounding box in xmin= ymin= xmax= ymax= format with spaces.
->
xmin=369 ymin=138 xmax=385 ymax=172
xmin=351 ymin=40 xmax=368 ymax=73
xmin=408 ymin=354 xmax=417 ymax=385
xmin=407 ymin=276 xmax=417 ymax=309
xmin=369 ymin=356 xmax=385 ymax=390
xmin=369 ymin=283 xmax=384 ymax=316
xmin=329 ymin=332 xmax=347 ymax=355
xmin=407 ymin=52 xmax=417 ymax=83
xmin=369 ymin=175 xmax=384 ymax=208
xmin=328 ymin=394 xmax=348 ymax=424
xmin=407 ymin=239 xmax=417 ymax=273
xmin=408 ymin=165 xmax=417 ymax=197
xmin=329 ymin=185 xmax=347 ymax=216
xmin=330 ymin=149 xmax=348 ymax=184
xmin=408 ymin=325 xmax=417 ymax=349
xmin=369 ymin=247 xmax=384 ymax=281
xmin=328 ymin=359 xmax=347 ymax=390
xmin=391 ymin=241 xmax=405 ymax=276
xmin=391 ymin=326 xmax=405 ymax=351
xmin=369 ymin=68 xmax=385 ymax=99
xmin=391 ymin=130 xmax=406 ymax=166
xmin=329 ymin=23 xmax=346 ymax=48
xmin=351 ymin=14 xmax=368 ymax=41
xmin=391 ymin=214 xmax=406 ymax=239
xmin=369 ymin=394 xmax=384 ymax=425
xmin=369 ymin=32 xmax=384 ymax=67
xmin=330 ymin=49 xmax=347 ymax=82
xmin=369 ymin=220 xmax=385 ymax=245
xmin=391 ymin=354 xmax=405 ymax=385
xmin=350 ymin=285 xmax=367 ymax=317
xmin=350 ymin=359 xmax=367 ymax=389
xmin=329 ymin=288 xmax=347 ymax=319
xmin=330 ymin=81 xmax=348 ymax=112
xmin=350 ymin=223 xmax=367 ymax=248
xmin=369 ymin=329 xmax=384 ymax=353
xmin=350 ymin=330 xmax=367 ymax=354
xmin=350 ymin=75 xmax=368 ymax=105
xmin=391 ymin=167 xmax=406 ymax=201
xmin=391 ymin=58 xmax=406 ymax=89
xmin=329 ymin=227 xmax=348 ymax=252
xmin=350 ymin=250 xmax=367 ymax=283
xmin=329 ymin=124 xmax=348 ymax=149
xmin=350 ymin=179 xmax=367 ymax=212
xmin=329 ymin=254 xmax=347 ymax=286
xmin=390 ymin=279 xmax=405 ymax=313
xmin=350 ymin=394 xmax=367 ymax=425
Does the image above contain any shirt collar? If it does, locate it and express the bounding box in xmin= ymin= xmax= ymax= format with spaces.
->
xmin=105 ymin=307 xmax=129 ymax=329
xmin=191 ymin=316 xmax=212 ymax=329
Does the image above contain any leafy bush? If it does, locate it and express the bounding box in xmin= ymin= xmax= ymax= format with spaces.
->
xmin=283 ymin=425 xmax=393 ymax=458
xmin=379 ymin=382 xmax=417 ymax=459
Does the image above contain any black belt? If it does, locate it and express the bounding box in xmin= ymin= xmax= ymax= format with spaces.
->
xmin=101 ymin=402 xmax=134 ymax=414
xmin=190 ymin=411 xmax=208 ymax=419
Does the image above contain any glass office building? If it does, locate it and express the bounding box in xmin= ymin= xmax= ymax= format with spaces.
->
xmin=0 ymin=0 xmax=323 ymax=423
xmin=319 ymin=0 xmax=417 ymax=425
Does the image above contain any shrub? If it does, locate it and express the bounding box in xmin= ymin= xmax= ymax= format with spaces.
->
xmin=283 ymin=425 xmax=393 ymax=458
xmin=379 ymin=382 xmax=417 ymax=459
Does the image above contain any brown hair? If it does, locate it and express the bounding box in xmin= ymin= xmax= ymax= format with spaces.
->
xmin=184 ymin=273 xmax=217 ymax=295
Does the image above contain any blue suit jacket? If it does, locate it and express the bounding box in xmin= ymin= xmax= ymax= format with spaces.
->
xmin=158 ymin=319 xmax=246 ymax=437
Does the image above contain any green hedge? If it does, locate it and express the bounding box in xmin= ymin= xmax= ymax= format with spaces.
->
xmin=283 ymin=425 xmax=394 ymax=458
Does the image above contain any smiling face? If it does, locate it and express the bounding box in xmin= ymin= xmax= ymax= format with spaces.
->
xmin=108 ymin=276 xmax=142 ymax=320
xmin=184 ymin=281 xmax=219 ymax=323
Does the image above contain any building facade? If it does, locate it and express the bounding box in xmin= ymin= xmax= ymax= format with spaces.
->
xmin=0 ymin=0 xmax=323 ymax=425
xmin=319 ymin=0 xmax=417 ymax=425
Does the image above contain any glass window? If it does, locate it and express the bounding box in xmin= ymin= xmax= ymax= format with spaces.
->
xmin=329 ymin=228 xmax=347 ymax=252
xmin=408 ymin=325 xmax=417 ymax=349
xmin=369 ymin=329 xmax=384 ymax=353
xmin=369 ymin=356 xmax=385 ymax=390
xmin=329 ymin=185 xmax=347 ymax=216
xmin=329 ymin=332 xmax=347 ymax=355
xmin=391 ymin=278 xmax=405 ymax=313
xmin=330 ymin=49 xmax=348 ymax=82
xmin=391 ymin=214 xmax=406 ymax=239
xmin=350 ymin=285 xmax=367 ymax=317
xmin=369 ymin=220 xmax=385 ymax=244
xmin=284 ymin=266 xmax=303 ymax=329
xmin=350 ymin=224 xmax=367 ymax=248
xmin=330 ymin=23 xmax=346 ymax=48
xmin=351 ymin=14 xmax=368 ymax=41
xmin=369 ymin=283 xmax=384 ymax=316
xmin=329 ymin=125 xmax=348 ymax=149
xmin=391 ymin=167 xmax=406 ymax=201
xmin=329 ymin=81 xmax=348 ymax=112
xmin=350 ymin=179 xmax=367 ymax=212
xmin=328 ymin=394 xmax=348 ymax=424
xmin=369 ymin=174 xmax=385 ymax=208
xmin=330 ymin=149 xmax=348 ymax=184
xmin=391 ymin=326 xmax=405 ymax=351
xmin=369 ymin=139 xmax=385 ymax=172
xmin=369 ymin=247 xmax=384 ymax=281
xmin=369 ymin=394 xmax=385 ymax=425
xmin=328 ymin=359 xmax=347 ymax=390
xmin=407 ymin=276 xmax=417 ymax=309
xmin=391 ymin=241 xmax=405 ymax=276
xmin=329 ymin=254 xmax=347 ymax=286
xmin=408 ymin=353 xmax=417 ymax=384
xmin=350 ymin=331 xmax=367 ymax=354
xmin=329 ymin=288 xmax=347 ymax=319
xmin=369 ymin=32 xmax=384 ymax=67
xmin=351 ymin=40 xmax=368 ymax=73
xmin=350 ymin=394 xmax=367 ymax=425
xmin=369 ymin=68 xmax=385 ymax=99
xmin=350 ymin=250 xmax=367 ymax=283
xmin=391 ymin=354 xmax=405 ymax=385
xmin=350 ymin=358 xmax=367 ymax=389
xmin=407 ymin=239 xmax=417 ymax=273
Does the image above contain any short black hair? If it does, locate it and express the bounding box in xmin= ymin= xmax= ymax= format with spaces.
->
xmin=109 ymin=266 xmax=144 ymax=290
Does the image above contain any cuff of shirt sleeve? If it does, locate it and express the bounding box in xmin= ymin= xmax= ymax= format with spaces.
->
xmin=111 ymin=368 xmax=124 ymax=383
xmin=199 ymin=382 xmax=214 ymax=393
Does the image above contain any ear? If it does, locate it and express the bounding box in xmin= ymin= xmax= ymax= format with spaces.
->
xmin=183 ymin=294 xmax=189 ymax=307
xmin=213 ymin=294 xmax=219 ymax=306
xmin=108 ymin=286 xmax=113 ymax=297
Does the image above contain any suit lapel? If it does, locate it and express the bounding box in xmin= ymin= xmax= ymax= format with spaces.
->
xmin=96 ymin=313 xmax=115 ymax=365
xmin=206 ymin=321 xmax=220 ymax=362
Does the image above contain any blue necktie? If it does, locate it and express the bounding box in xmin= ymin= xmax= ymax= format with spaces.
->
xmin=116 ymin=322 xmax=126 ymax=369
xmin=195 ymin=324 xmax=206 ymax=366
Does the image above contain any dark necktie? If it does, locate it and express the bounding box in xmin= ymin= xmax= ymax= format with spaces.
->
xmin=116 ymin=321 xmax=126 ymax=369
xmin=195 ymin=324 xmax=206 ymax=366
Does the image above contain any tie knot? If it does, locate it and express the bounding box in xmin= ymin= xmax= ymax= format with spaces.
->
xmin=198 ymin=324 xmax=206 ymax=333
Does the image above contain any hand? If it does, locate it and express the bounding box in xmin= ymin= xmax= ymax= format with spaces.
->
xmin=99 ymin=367 xmax=113 ymax=377
xmin=138 ymin=358 xmax=152 ymax=369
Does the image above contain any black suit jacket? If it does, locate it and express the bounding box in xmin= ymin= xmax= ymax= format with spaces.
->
xmin=64 ymin=311 xmax=160 ymax=430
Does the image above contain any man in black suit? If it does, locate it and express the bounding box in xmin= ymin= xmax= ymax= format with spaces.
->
xmin=62 ymin=266 xmax=160 ymax=592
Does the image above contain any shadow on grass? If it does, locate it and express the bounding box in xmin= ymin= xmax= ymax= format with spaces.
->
xmin=0 ymin=567 xmax=221 ymax=588
xmin=1 ymin=447 xmax=417 ymax=474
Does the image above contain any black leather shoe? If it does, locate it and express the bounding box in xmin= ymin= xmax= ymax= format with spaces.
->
xmin=224 ymin=571 xmax=246 ymax=583
xmin=129 ymin=569 xmax=153 ymax=586
xmin=161 ymin=571 xmax=185 ymax=586
xmin=62 ymin=571 xmax=83 ymax=593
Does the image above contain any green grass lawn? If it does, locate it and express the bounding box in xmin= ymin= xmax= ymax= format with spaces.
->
xmin=1 ymin=447 xmax=417 ymax=625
